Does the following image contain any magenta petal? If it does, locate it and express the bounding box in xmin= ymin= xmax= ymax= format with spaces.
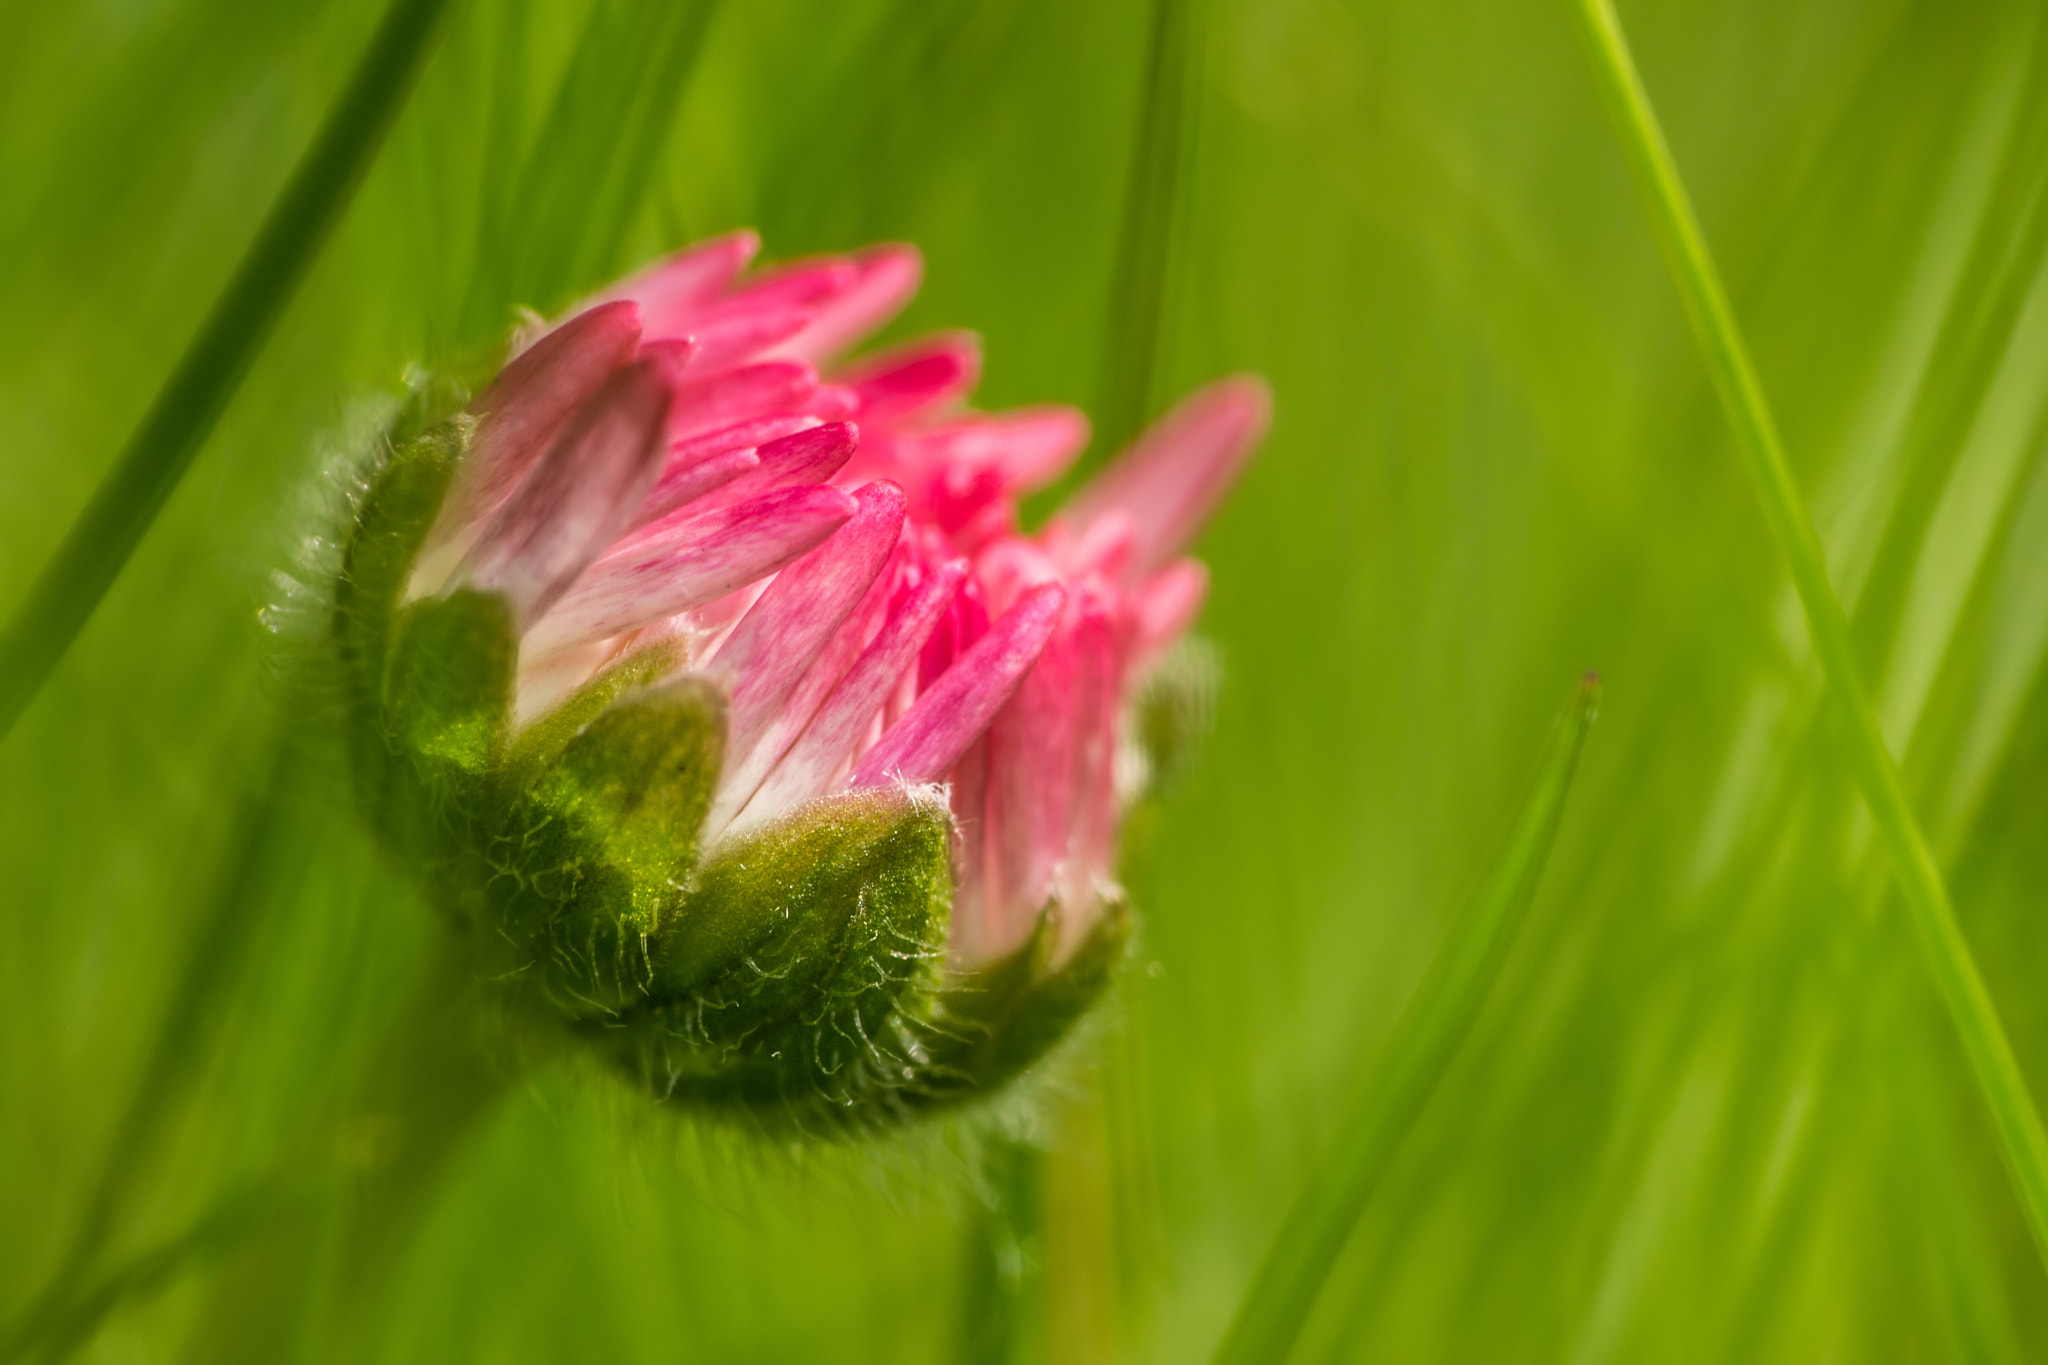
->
xmin=521 ymin=484 xmax=856 ymax=655
xmin=687 ymin=422 xmax=857 ymax=515
xmin=838 ymin=332 xmax=981 ymax=422
xmin=1132 ymin=559 xmax=1209 ymax=659
xmin=665 ymin=302 xmax=814 ymax=368
xmin=459 ymin=357 xmax=671 ymax=625
xmin=666 ymin=360 xmax=818 ymax=440
xmin=772 ymin=245 xmax=923 ymax=362
xmin=1057 ymin=374 xmax=1270 ymax=578
xmin=701 ymin=550 xmax=897 ymax=838
xmin=732 ymin=560 xmax=968 ymax=830
xmin=709 ymin=482 xmax=908 ymax=758
xmin=982 ymin=602 xmax=1076 ymax=920
xmin=439 ymin=301 xmax=643 ymax=538
xmin=807 ymin=386 xmax=861 ymax=421
xmin=670 ymin=414 xmax=821 ymax=467
xmin=631 ymin=446 xmax=759 ymax=530
xmin=605 ymin=230 xmax=759 ymax=338
xmin=718 ymin=258 xmax=860 ymax=315
xmin=1063 ymin=596 xmax=1123 ymax=905
xmin=847 ymin=582 xmax=1066 ymax=789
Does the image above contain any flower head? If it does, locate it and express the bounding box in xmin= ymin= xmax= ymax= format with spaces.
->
xmin=334 ymin=230 xmax=1266 ymax=1129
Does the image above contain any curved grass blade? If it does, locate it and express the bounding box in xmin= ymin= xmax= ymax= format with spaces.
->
xmin=0 ymin=0 xmax=460 ymax=743
xmin=1570 ymin=0 xmax=2048 ymax=1275
xmin=1213 ymin=675 xmax=1599 ymax=1365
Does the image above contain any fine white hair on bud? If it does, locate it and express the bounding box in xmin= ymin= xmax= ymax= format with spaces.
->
xmin=325 ymin=232 xmax=1267 ymax=1133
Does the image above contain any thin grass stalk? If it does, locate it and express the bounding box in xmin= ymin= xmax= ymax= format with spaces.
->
xmin=0 ymin=0 xmax=459 ymax=742
xmin=1570 ymin=0 xmax=2048 ymax=1274
xmin=1089 ymin=0 xmax=1209 ymax=463
xmin=1213 ymin=677 xmax=1599 ymax=1365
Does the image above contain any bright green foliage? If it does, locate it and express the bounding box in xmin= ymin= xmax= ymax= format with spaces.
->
xmin=1217 ymin=677 xmax=1597 ymax=1365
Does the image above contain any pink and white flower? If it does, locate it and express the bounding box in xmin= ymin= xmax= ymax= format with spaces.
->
xmin=399 ymin=229 xmax=1268 ymax=982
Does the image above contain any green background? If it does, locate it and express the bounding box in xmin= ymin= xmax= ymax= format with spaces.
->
xmin=6 ymin=0 xmax=2048 ymax=1358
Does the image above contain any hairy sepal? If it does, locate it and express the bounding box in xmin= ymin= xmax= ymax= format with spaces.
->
xmin=623 ymin=787 xmax=953 ymax=1125
xmin=494 ymin=677 xmax=725 ymax=1017
xmin=377 ymin=588 xmax=518 ymax=936
xmin=335 ymin=418 xmax=469 ymax=804
xmin=913 ymin=894 xmax=1130 ymax=1105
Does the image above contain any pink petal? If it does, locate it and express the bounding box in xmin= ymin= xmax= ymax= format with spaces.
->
xmin=837 ymin=332 xmax=981 ymax=422
xmin=716 ymin=258 xmax=860 ymax=315
xmin=847 ymin=582 xmax=1066 ymax=789
xmin=684 ymin=422 xmax=856 ymax=516
xmin=635 ymin=337 xmax=699 ymax=380
xmin=1058 ymin=509 xmax=1137 ymax=580
xmin=1132 ymin=559 xmax=1209 ymax=660
xmin=982 ymin=606 xmax=1077 ymax=923
xmin=701 ymin=546 xmax=900 ymax=839
xmin=803 ymin=384 xmax=861 ymax=421
xmin=600 ymin=231 xmax=759 ymax=339
xmin=769 ymin=245 xmax=923 ymax=363
xmin=973 ymin=534 xmax=1062 ymax=615
xmin=438 ymin=301 xmax=644 ymax=539
xmin=1056 ymin=374 xmax=1270 ymax=578
xmin=459 ymin=357 xmax=671 ymax=625
xmin=918 ymin=567 xmax=988 ymax=690
xmin=1063 ymin=595 xmax=1123 ymax=906
xmin=667 ymin=303 xmax=814 ymax=369
xmin=625 ymin=414 xmax=830 ymax=533
xmin=708 ymin=482 xmax=908 ymax=758
xmin=947 ymin=734 xmax=998 ymax=959
xmin=666 ymin=360 xmax=819 ymax=440
xmin=669 ymin=414 xmax=821 ymax=467
xmin=631 ymin=445 xmax=758 ymax=530
xmin=521 ymin=484 xmax=855 ymax=655
xmin=731 ymin=560 xmax=968 ymax=831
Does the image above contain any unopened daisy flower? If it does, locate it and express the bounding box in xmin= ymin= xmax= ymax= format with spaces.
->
xmin=333 ymin=231 xmax=1266 ymax=1129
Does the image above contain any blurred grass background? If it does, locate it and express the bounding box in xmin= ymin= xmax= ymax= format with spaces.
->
xmin=5 ymin=0 xmax=2048 ymax=1359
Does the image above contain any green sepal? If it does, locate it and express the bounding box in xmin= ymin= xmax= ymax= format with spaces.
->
xmin=335 ymin=418 xmax=469 ymax=802
xmin=373 ymin=588 xmax=517 ymax=898
xmin=493 ymin=677 xmax=725 ymax=1015
xmin=385 ymin=589 xmax=518 ymax=774
xmin=623 ymin=788 xmax=954 ymax=1121
xmin=386 ymin=366 xmax=478 ymax=448
xmin=501 ymin=636 xmax=689 ymax=787
xmin=914 ymin=894 xmax=1132 ymax=1104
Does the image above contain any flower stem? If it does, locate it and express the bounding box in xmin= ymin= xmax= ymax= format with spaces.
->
xmin=0 ymin=0 xmax=459 ymax=743
xmin=1570 ymin=0 xmax=2048 ymax=1273
xmin=1213 ymin=678 xmax=1598 ymax=1365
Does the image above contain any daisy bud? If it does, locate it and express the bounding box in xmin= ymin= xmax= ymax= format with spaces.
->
xmin=326 ymin=232 xmax=1266 ymax=1133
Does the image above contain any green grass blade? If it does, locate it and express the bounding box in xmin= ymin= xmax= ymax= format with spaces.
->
xmin=1090 ymin=0 xmax=1209 ymax=461
xmin=0 ymin=739 xmax=300 ymax=1361
xmin=0 ymin=0 xmax=458 ymax=743
xmin=1213 ymin=676 xmax=1599 ymax=1365
xmin=1571 ymin=0 xmax=2048 ymax=1276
